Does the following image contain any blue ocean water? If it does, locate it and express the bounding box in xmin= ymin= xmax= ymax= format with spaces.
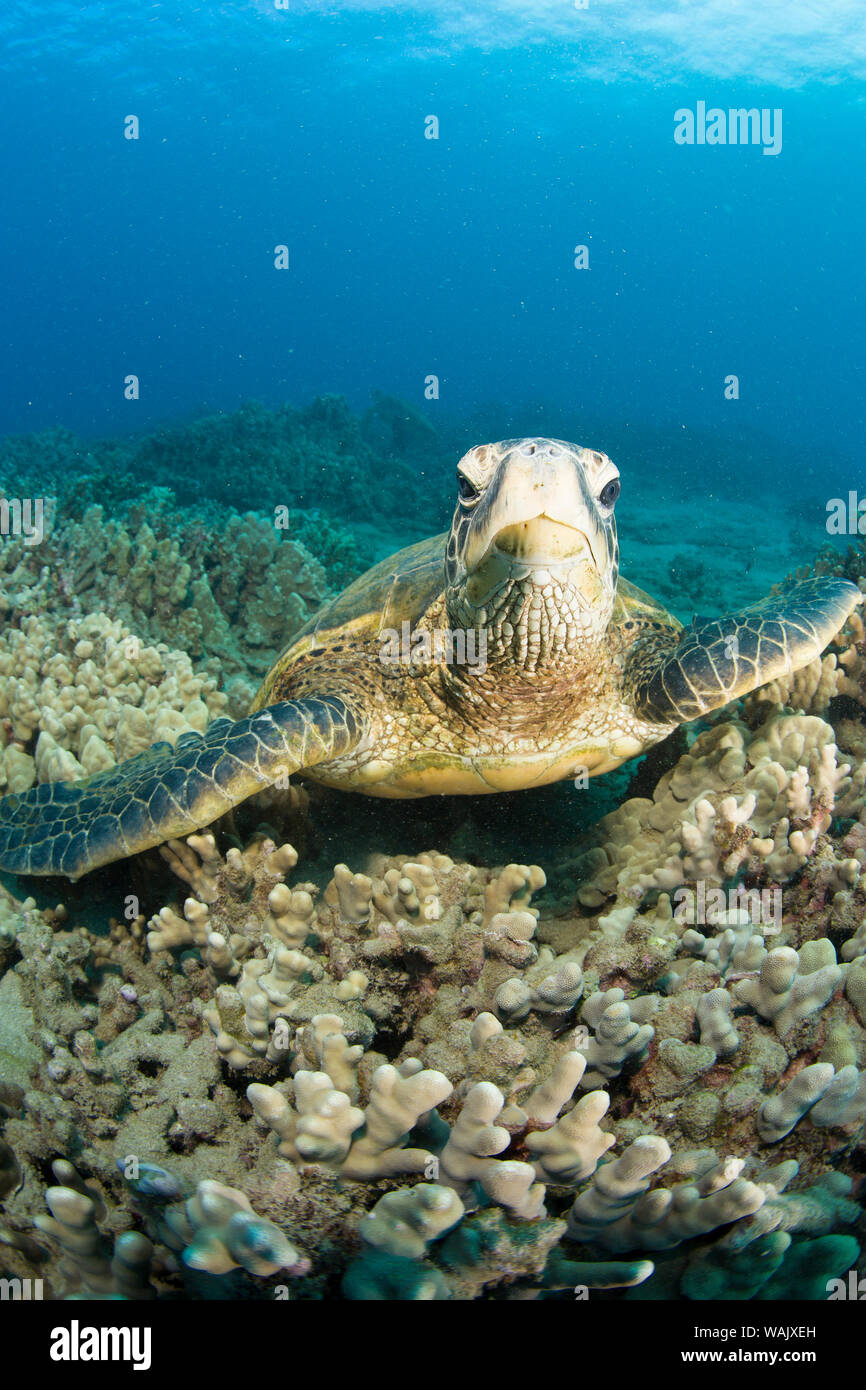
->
xmin=1 ymin=1 xmax=863 ymax=503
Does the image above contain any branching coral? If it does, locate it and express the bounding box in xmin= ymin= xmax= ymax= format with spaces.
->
xmin=733 ymin=941 xmax=843 ymax=1037
xmin=567 ymin=1145 xmax=766 ymax=1253
xmin=572 ymin=711 xmax=864 ymax=908
xmin=0 ymin=611 xmax=228 ymax=794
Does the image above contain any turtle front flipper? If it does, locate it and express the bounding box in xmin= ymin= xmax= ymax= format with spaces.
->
xmin=631 ymin=577 xmax=862 ymax=725
xmin=0 ymin=697 xmax=361 ymax=880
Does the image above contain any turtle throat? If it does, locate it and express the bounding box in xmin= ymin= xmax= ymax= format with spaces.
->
xmin=446 ymin=551 xmax=614 ymax=677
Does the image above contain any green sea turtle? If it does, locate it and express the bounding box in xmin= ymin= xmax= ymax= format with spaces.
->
xmin=0 ymin=437 xmax=859 ymax=880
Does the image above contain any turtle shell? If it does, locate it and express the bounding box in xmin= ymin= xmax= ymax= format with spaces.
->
xmin=251 ymin=532 xmax=448 ymax=707
xmin=612 ymin=576 xmax=682 ymax=632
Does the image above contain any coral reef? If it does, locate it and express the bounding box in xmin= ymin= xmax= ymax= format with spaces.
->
xmin=571 ymin=710 xmax=865 ymax=908
xmin=0 ymin=612 xmax=228 ymax=795
xmin=0 ymin=501 xmax=342 ymax=718
xmin=1 ymin=807 xmax=864 ymax=1300
xmin=0 ymin=395 xmax=444 ymax=528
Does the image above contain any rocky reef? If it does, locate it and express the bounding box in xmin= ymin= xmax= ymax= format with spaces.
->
xmin=1 ymin=401 xmax=865 ymax=1302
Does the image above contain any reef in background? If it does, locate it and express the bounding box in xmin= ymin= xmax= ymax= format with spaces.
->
xmin=1 ymin=392 xmax=445 ymax=532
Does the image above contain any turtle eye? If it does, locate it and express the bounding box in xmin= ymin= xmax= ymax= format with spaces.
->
xmin=599 ymin=478 xmax=620 ymax=509
xmin=457 ymin=473 xmax=480 ymax=503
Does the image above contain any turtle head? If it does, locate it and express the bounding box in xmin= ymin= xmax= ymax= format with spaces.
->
xmin=444 ymin=438 xmax=620 ymax=671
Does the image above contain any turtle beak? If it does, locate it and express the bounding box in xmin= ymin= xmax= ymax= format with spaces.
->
xmin=465 ymin=519 xmax=608 ymax=610
xmin=493 ymin=516 xmax=592 ymax=566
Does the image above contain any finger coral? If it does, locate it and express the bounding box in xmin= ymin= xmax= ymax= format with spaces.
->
xmin=572 ymin=711 xmax=864 ymax=908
